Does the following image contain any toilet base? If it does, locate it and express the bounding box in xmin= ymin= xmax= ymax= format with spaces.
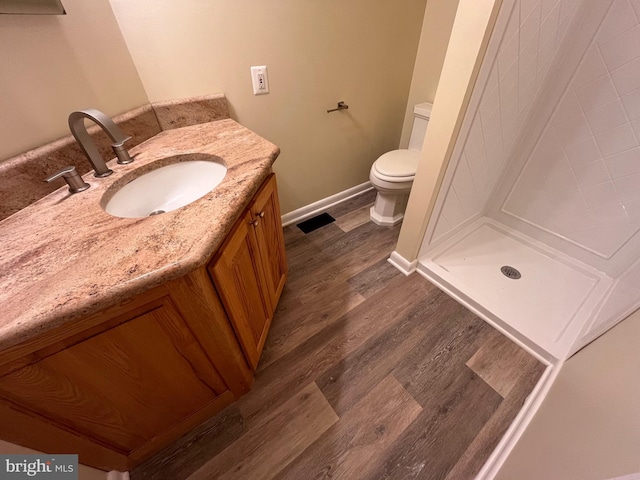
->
xmin=370 ymin=190 xmax=409 ymax=226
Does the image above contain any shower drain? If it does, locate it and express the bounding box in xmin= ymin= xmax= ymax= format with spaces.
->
xmin=501 ymin=265 xmax=521 ymax=279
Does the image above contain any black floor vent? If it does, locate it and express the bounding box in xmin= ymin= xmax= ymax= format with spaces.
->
xmin=296 ymin=213 xmax=335 ymax=233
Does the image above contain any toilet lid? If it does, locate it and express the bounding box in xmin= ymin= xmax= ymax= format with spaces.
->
xmin=373 ymin=149 xmax=420 ymax=178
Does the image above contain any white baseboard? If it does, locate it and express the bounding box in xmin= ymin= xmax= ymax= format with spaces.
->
xmin=387 ymin=251 xmax=418 ymax=276
xmin=281 ymin=182 xmax=374 ymax=227
xmin=475 ymin=361 xmax=561 ymax=480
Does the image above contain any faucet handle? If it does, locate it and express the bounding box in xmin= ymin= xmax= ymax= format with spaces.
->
xmin=112 ymin=136 xmax=134 ymax=165
xmin=45 ymin=166 xmax=90 ymax=194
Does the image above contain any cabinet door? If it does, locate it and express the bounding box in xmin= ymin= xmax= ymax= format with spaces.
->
xmin=250 ymin=174 xmax=287 ymax=315
xmin=0 ymin=297 xmax=230 ymax=457
xmin=209 ymin=210 xmax=271 ymax=370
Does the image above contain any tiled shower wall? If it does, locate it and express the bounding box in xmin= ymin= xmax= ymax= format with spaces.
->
xmin=504 ymin=0 xmax=640 ymax=260
xmin=430 ymin=0 xmax=582 ymax=241
xmin=498 ymin=0 xmax=640 ymax=344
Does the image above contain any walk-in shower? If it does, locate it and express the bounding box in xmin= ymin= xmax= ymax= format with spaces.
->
xmin=418 ymin=0 xmax=640 ymax=362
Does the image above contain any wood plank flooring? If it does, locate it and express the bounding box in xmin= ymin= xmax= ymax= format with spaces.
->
xmin=131 ymin=190 xmax=546 ymax=480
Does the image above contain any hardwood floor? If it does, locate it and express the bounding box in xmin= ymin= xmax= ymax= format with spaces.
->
xmin=131 ymin=190 xmax=546 ymax=480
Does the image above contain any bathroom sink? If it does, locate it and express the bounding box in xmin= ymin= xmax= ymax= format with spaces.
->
xmin=102 ymin=155 xmax=227 ymax=218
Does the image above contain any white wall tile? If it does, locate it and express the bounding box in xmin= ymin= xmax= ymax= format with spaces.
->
xmin=620 ymin=88 xmax=640 ymax=119
xmin=595 ymin=0 xmax=638 ymax=45
xmin=521 ymin=3 xmax=542 ymax=47
xmin=581 ymin=182 xmax=620 ymax=208
xmin=557 ymin=2 xmax=578 ymax=44
xmin=613 ymin=173 xmax=640 ymax=201
xmin=499 ymin=33 xmax=520 ymax=79
xmin=481 ymin=107 xmax=503 ymax=145
xmin=610 ymin=57 xmax=640 ymax=96
xmin=465 ymin=119 xmax=486 ymax=152
xmin=564 ymin=136 xmax=602 ymax=166
xmin=598 ymin=25 xmax=640 ymax=71
xmin=594 ymin=123 xmax=637 ymax=156
xmin=467 ymin=151 xmax=492 ymax=194
xmin=569 ymin=224 xmax=638 ymax=252
xmin=440 ymin=187 xmax=467 ymax=229
xmin=536 ymin=129 xmax=573 ymax=173
xmin=500 ymin=61 xmax=519 ymax=98
xmin=432 ymin=212 xmax=452 ymax=241
xmin=504 ymin=1 xmax=521 ymax=44
xmin=587 ymin=202 xmax=630 ymax=228
xmin=622 ymin=198 xmax=640 ymax=221
xmin=485 ymin=140 xmax=506 ymax=174
xmin=480 ymin=85 xmax=501 ymax=121
xmin=572 ymin=160 xmax=612 ymax=186
xmin=584 ymin=99 xmax=629 ymax=134
xmin=521 ymin=0 xmax=540 ymax=23
xmin=630 ymin=116 xmax=640 ymax=139
xmin=501 ymin=91 xmax=520 ymax=125
xmin=547 ymin=186 xmax=588 ymax=211
xmin=558 ymin=0 xmax=580 ymax=20
xmin=554 ymin=113 xmax=593 ymax=143
xmin=537 ymin=34 xmax=559 ymax=73
xmin=629 ymin=0 xmax=640 ymax=23
xmin=519 ymin=85 xmax=537 ymax=112
xmin=575 ymin=75 xmax=619 ymax=111
xmin=604 ymin=147 xmax=640 ymax=178
xmin=520 ymin=35 xmax=541 ymax=71
xmin=541 ymin=0 xmax=560 ymax=18
xmin=544 ymin=208 xmax=585 ymax=233
xmin=545 ymin=167 xmax=579 ymax=190
xmin=452 ymin=156 xmax=481 ymax=217
xmin=573 ymin=48 xmax=608 ymax=89
xmin=502 ymin=123 xmax=520 ymax=151
xmin=540 ymin=15 xmax=560 ymax=53
xmin=519 ymin=57 xmax=538 ymax=90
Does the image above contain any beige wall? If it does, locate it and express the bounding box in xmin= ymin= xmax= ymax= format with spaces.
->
xmin=395 ymin=0 xmax=502 ymax=261
xmin=0 ymin=440 xmax=108 ymax=479
xmin=399 ymin=0 xmax=460 ymax=149
xmin=0 ymin=0 xmax=148 ymax=162
xmin=497 ymin=309 xmax=640 ymax=480
xmin=108 ymin=0 xmax=427 ymax=215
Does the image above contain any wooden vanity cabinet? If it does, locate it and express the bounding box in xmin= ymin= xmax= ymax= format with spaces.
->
xmin=209 ymin=174 xmax=287 ymax=370
xmin=0 ymin=273 xmax=252 ymax=472
xmin=250 ymin=173 xmax=287 ymax=312
xmin=0 ymin=173 xmax=286 ymax=472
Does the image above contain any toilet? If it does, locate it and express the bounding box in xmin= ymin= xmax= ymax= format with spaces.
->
xmin=369 ymin=102 xmax=432 ymax=226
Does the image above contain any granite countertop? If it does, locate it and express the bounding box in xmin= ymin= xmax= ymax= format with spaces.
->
xmin=0 ymin=119 xmax=280 ymax=352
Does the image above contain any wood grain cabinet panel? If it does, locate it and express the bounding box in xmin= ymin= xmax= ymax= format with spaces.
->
xmin=210 ymin=210 xmax=271 ymax=370
xmin=251 ymin=174 xmax=287 ymax=312
xmin=0 ymin=297 xmax=229 ymax=455
xmin=210 ymin=174 xmax=287 ymax=371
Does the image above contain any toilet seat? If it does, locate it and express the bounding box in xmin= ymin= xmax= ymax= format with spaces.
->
xmin=371 ymin=149 xmax=420 ymax=184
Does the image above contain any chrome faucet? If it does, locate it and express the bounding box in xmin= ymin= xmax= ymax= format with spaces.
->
xmin=68 ymin=108 xmax=134 ymax=178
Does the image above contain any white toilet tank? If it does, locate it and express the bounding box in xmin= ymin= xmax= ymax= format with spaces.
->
xmin=408 ymin=102 xmax=433 ymax=151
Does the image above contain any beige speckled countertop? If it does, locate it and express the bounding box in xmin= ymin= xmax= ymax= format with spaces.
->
xmin=0 ymin=119 xmax=280 ymax=352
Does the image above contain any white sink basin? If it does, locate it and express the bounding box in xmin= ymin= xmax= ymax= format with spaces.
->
xmin=103 ymin=158 xmax=227 ymax=218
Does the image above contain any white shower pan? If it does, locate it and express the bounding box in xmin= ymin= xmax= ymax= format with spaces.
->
xmin=419 ymin=218 xmax=612 ymax=361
